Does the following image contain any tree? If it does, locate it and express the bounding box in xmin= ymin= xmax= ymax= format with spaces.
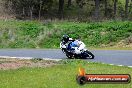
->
xmin=130 ymin=0 xmax=132 ymax=20
xmin=104 ymin=0 xmax=108 ymax=17
xmin=4 ymin=0 xmax=54 ymax=19
xmin=76 ymin=0 xmax=86 ymax=8
xmin=67 ymin=0 xmax=72 ymax=8
xmin=125 ymin=0 xmax=129 ymax=20
xmin=113 ymin=0 xmax=118 ymax=18
xmin=94 ymin=0 xmax=100 ymax=20
xmin=36 ymin=0 xmax=53 ymax=20
xmin=58 ymin=0 xmax=64 ymax=19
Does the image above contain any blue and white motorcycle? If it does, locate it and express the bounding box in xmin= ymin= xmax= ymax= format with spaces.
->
xmin=60 ymin=39 xmax=94 ymax=59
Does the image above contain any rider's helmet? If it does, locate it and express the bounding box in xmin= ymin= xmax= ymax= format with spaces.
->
xmin=62 ymin=34 xmax=69 ymax=43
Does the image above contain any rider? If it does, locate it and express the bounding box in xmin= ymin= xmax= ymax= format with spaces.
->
xmin=61 ymin=34 xmax=85 ymax=53
xmin=61 ymin=35 xmax=73 ymax=44
xmin=60 ymin=34 xmax=73 ymax=49
xmin=60 ymin=34 xmax=73 ymax=45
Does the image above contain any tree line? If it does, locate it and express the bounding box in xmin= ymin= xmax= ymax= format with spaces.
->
xmin=3 ymin=0 xmax=132 ymax=21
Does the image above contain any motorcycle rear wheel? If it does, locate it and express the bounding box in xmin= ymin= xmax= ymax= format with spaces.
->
xmin=83 ymin=50 xmax=94 ymax=59
xmin=66 ymin=53 xmax=74 ymax=59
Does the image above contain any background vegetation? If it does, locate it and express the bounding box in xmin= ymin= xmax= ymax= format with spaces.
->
xmin=0 ymin=20 xmax=131 ymax=48
xmin=0 ymin=0 xmax=131 ymax=21
xmin=0 ymin=0 xmax=131 ymax=48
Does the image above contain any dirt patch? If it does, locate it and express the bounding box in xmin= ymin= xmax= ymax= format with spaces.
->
xmin=100 ymin=37 xmax=132 ymax=49
xmin=113 ymin=37 xmax=132 ymax=48
xmin=0 ymin=58 xmax=58 ymax=70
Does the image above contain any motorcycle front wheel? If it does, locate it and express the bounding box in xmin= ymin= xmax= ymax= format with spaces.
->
xmin=66 ymin=52 xmax=74 ymax=59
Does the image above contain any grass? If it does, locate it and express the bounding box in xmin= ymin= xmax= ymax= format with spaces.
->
xmin=0 ymin=20 xmax=131 ymax=49
xmin=0 ymin=60 xmax=132 ymax=88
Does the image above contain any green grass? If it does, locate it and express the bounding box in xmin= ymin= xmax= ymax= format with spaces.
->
xmin=0 ymin=60 xmax=132 ymax=88
xmin=0 ymin=20 xmax=131 ymax=48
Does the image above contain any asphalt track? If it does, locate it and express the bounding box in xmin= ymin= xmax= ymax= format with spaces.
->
xmin=0 ymin=49 xmax=132 ymax=66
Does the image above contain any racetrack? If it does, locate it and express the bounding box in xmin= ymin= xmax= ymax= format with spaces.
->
xmin=0 ymin=49 xmax=132 ymax=66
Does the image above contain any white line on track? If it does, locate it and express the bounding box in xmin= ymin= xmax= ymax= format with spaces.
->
xmin=0 ymin=56 xmax=62 ymax=61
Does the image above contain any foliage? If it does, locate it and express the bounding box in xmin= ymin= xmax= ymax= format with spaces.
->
xmin=0 ymin=20 xmax=131 ymax=48
xmin=2 ymin=0 xmax=132 ymax=20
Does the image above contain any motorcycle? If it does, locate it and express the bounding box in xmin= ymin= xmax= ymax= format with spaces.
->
xmin=60 ymin=40 xmax=94 ymax=59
